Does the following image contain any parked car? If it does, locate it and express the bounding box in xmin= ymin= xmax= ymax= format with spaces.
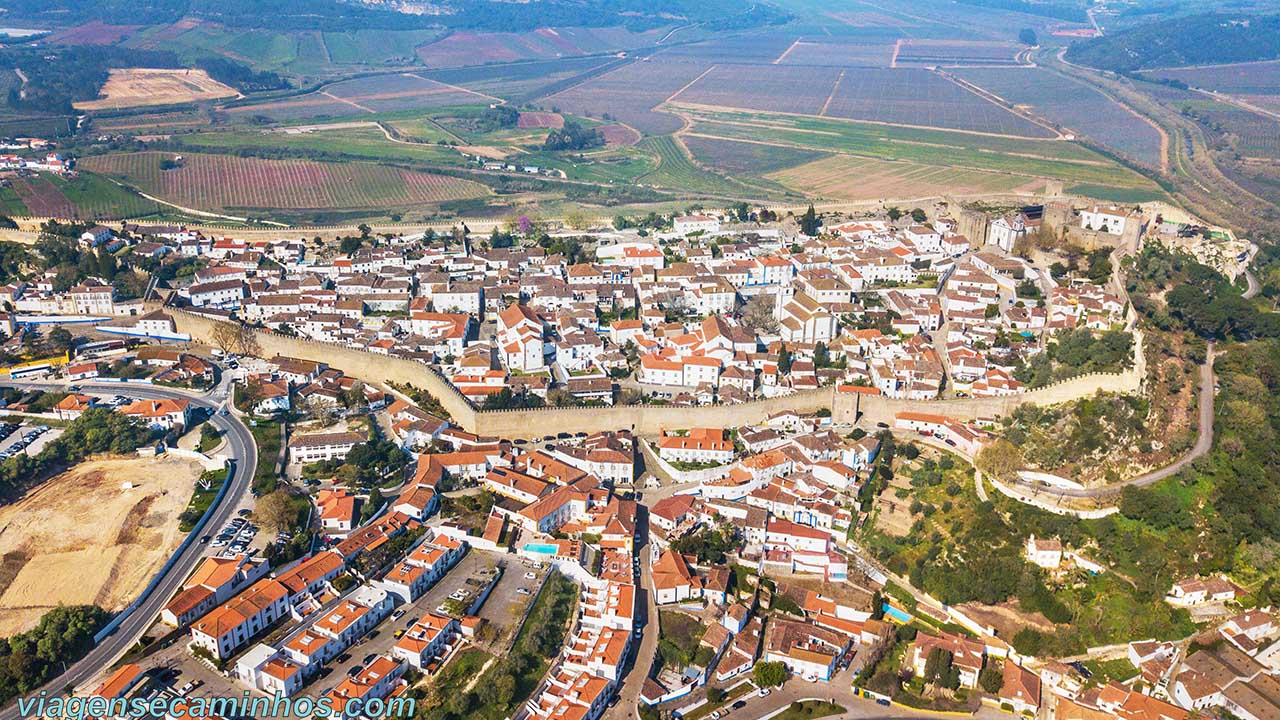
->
xmin=523 ymin=572 xmax=537 ymax=580
xmin=757 ymin=688 xmax=771 ymax=697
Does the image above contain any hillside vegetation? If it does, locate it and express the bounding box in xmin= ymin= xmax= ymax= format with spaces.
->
xmin=1065 ymin=13 xmax=1280 ymax=72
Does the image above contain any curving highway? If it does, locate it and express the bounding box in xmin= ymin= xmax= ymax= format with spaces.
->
xmin=0 ymin=378 xmax=256 ymax=718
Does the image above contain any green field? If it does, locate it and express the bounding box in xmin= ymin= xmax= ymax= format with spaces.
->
xmin=637 ymin=135 xmax=782 ymax=199
xmin=0 ymin=184 xmax=28 ymax=216
xmin=178 ymin=125 xmax=467 ymax=167
xmin=48 ymin=173 xmax=162 ymax=218
xmin=676 ymin=106 xmax=1166 ymax=199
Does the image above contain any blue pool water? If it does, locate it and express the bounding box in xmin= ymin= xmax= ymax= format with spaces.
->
xmin=882 ymin=604 xmax=912 ymax=623
xmin=524 ymin=543 xmax=558 ymax=555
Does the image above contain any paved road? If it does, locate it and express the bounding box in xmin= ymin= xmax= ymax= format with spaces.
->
xmin=604 ymin=526 xmax=656 ymax=720
xmin=1243 ymin=269 xmax=1260 ymax=300
xmin=1006 ymin=343 xmax=1216 ymax=499
xmin=0 ymin=379 xmax=256 ymax=718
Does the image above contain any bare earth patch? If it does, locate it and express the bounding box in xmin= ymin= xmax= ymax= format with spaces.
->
xmin=74 ymin=68 xmax=240 ymax=111
xmin=955 ymin=600 xmax=1055 ymax=638
xmin=0 ymin=455 xmax=204 ymax=636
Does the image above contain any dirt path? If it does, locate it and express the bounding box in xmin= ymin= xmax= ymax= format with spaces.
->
xmin=819 ymin=69 xmax=846 ymax=117
xmin=319 ymin=90 xmax=375 ymax=114
xmin=664 ymin=64 xmax=717 ymax=104
xmin=773 ymin=39 xmax=802 ymax=65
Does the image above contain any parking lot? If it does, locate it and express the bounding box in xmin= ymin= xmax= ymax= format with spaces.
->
xmin=203 ymin=511 xmax=263 ymax=558
xmin=0 ymin=421 xmax=61 ymax=460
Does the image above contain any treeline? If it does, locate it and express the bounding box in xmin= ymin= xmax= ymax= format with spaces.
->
xmin=2 ymin=0 xmax=789 ymax=33
xmin=0 ymin=407 xmax=154 ymax=500
xmin=195 ymin=57 xmax=288 ymax=93
xmin=954 ymin=0 xmax=1087 ymax=23
xmin=0 ymin=605 xmax=110 ymax=704
xmin=1065 ymin=13 xmax=1280 ymax=72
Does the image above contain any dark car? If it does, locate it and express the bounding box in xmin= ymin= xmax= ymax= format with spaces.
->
xmin=876 ymin=421 xmax=890 ymax=428
xmin=731 ymin=701 xmax=747 ymax=710
xmin=199 ymin=535 xmax=212 ymax=544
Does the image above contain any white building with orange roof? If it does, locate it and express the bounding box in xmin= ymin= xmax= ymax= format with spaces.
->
xmin=656 ymin=427 xmax=733 ymax=465
xmin=120 ymin=397 xmax=190 ymax=431
xmin=162 ymin=553 xmax=269 ymax=627
xmin=497 ymin=302 xmax=549 ymax=372
xmin=562 ymin=625 xmax=631 ymax=681
xmin=392 ymin=611 xmax=458 ymax=670
xmin=316 ymin=488 xmax=358 ymax=535
xmin=375 ymin=533 xmax=466 ymax=603
xmin=329 ymin=656 xmax=406 ymax=720
xmin=235 ymin=644 xmax=306 ymax=697
xmin=190 ymin=578 xmax=291 ymax=660
xmin=651 ymin=549 xmax=703 ymax=605
xmin=53 ymin=392 xmax=96 ymax=420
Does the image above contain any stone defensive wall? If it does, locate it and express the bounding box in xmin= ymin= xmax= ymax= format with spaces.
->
xmin=166 ymin=307 xmax=1143 ymax=439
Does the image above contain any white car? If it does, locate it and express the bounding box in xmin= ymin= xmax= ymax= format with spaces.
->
xmin=757 ymin=688 xmax=770 ymax=697
xmin=523 ymin=572 xmax=536 ymax=580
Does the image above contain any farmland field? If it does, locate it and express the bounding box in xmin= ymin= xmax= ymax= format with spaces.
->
xmin=600 ymin=124 xmax=641 ymax=147
xmin=518 ymin=112 xmax=564 ymax=129
xmin=74 ymin=68 xmax=239 ymax=111
xmin=324 ymin=73 xmax=492 ymax=112
xmin=416 ymin=26 xmax=670 ymax=68
xmin=92 ymin=110 xmax=209 ymax=133
xmin=422 ymin=57 xmax=620 ymax=104
xmin=777 ymin=40 xmax=896 ymax=67
xmin=3 ymin=173 xmax=159 ymax=219
xmin=820 ymin=68 xmax=1055 ymax=137
xmin=657 ymin=34 xmax=799 ymax=63
xmin=322 ymin=29 xmax=444 ymax=66
xmin=8 ymin=178 xmax=71 ymax=217
xmin=1142 ymin=60 xmax=1280 ymax=97
xmin=80 ymin=152 xmax=488 ymax=212
xmin=637 ymin=136 xmax=776 ymax=199
xmin=1144 ymin=85 xmax=1280 ymax=160
xmin=895 ymin=40 xmax=1025 ymax=66
xmin=673 ymin=64 xmax=844 ymax=116
xmin=675 ymin=107 xmax=1166 ymax=200
xmin=683 ymin=135 xmax=829 ymax=175
xmin=768 ymin=154 xmax=1045 ymax=201
xmin=46 ymin=21 xmax=140 ymax=45
xmin=542 ymin=59 xmax=712 ymax=135
xmin=956 ymin=67 xmax=1166 ymax=167
xmin=226 ymin=74 xmax=488 ymax=122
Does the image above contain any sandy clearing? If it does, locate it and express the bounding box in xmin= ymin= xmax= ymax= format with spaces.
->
xmin=0 ymin=455 xmax=204 ymax=636
xmin=75 ymin=68 xmax=240 ymax=111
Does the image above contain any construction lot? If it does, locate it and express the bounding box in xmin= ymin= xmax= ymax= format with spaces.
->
xmin=0 ymin=454 xmax=205 ymax=635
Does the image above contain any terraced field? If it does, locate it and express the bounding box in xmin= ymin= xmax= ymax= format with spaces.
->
xmin=80 ymin=152 xmax=487 ymax=212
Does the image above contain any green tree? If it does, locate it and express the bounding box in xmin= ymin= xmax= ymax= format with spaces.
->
xmin=1018 ymin=28 xmax=1038 ymax=45
xmin=754 ymin=660 xmax=787 ymax=687
xmin=979 ymin=662 xmax=1004 ymax=694
xmin=799 ymin=204 xmax=820 ymax=236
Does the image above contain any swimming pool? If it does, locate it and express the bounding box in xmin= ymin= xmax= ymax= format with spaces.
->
xmin=524 ymin=543 xmax=558 ymax=555
xmin=882 ymin=603 xmax=912 ymax=623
